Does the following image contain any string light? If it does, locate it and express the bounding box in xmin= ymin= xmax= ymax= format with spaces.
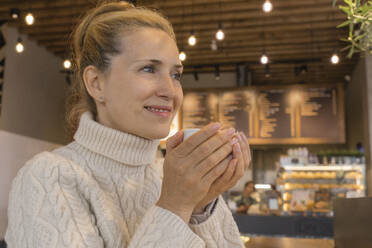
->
xmin=260 ymin=51 xmax=269 ymax=64
xmin=188 ymin=32 xmax=196 ymax=46
xmin=216 ymin=23 xmax=225 ymax=40
xmin=15 ymin=38 xmax=24 ymax=53
xmin=25 ymin=13 xmax=34 ymax=25
xmin=331 ymin=53 xmax=340 ymax=64
xmin=179 ymin=51 xmax=186 ymax=61
xmin=263 ymin=0 xmax=273 ymax=13
xmin=63 ymin=59 xmax=72 ymax=69
xmin=10 ymin=8 xmax=20 ymax=19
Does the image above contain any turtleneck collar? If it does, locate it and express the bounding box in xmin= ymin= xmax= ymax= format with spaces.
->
xmin=74 ymin=112 xmax=160 ymax=166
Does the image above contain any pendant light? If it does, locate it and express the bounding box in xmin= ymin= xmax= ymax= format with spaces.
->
xmin=216 ymin=23 xmax=225 ymax=41
xmin=331 ymin=53 xmax=340 ymax=64
xmin=25 ymin=12 xmax=34 ymax=25
xmin=260 ymin=50 xmax=269 ymax=64
xmin=15 ymin=38 xmax=24 ymax=53
xmin=188 ymin=31 xmax=196 ymax=46
xmin=263 ymin=0 xmax=273 ymax=13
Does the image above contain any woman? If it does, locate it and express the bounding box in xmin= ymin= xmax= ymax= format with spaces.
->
xmin=6 ymin=1 xmax=251 ymax=247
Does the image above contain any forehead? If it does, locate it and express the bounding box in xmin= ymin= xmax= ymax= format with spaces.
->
xmin=118 ymin=27 xmax=179 ymax=63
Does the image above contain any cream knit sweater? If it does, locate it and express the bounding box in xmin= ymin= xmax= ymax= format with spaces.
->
xmin=5 ymin=112 xmax=244 ymax=248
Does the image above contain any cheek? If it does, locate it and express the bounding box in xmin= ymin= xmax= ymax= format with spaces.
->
xmin=175 ymin=87 xmax=184 ymax=110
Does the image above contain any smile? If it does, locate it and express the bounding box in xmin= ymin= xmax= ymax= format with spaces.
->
xmin=144 ymin=106 xmax=172 ymax=118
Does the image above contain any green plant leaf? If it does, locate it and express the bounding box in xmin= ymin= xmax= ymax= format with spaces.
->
xmin=347 ymin=45 xmax=355 ymax=58
xmin=354 ymin=33 xmax=366 ymax=41
xmin=344 ymin=0 xmax=353 ymax=8
xmin=339 ymin=5 xmax=351 ymax=15
xmin=338 ymin=20 xmax=351 ymax=27
xmin=341 ymin=45 xmax=353 ymax=51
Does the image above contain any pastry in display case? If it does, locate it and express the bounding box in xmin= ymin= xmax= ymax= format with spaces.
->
xmin=277 ymin=163 xmax=366 ymax=216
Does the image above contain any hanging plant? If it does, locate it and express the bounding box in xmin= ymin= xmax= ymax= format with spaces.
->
xmin=333 ymin=0 xmax=372 ymax=58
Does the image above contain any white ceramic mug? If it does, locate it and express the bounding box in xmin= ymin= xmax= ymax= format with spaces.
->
xmin=183 ymin=128 xmax=200 ymax=141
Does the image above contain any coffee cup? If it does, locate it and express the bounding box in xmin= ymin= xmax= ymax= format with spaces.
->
xmin=183 ymin=128 xmax=200 ymax=141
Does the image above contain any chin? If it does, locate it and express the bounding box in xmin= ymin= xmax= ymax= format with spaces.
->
xmin=143 ymin=127 xmax=170 ymax=140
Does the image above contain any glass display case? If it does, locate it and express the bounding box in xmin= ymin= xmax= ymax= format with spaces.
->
xmin=277 ymin=164 xmax=366 ymax=216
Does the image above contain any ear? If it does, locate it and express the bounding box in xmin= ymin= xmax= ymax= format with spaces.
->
xmin=83 ymin=65 xmax=105 ymax=103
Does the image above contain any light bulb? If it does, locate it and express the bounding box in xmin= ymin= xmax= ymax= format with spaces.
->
xmin=331 ymin=54 xmax=340 ymax=64
xmin=260 ymin=54 xmax=269 ymax=64
xmin=188 ymin=35 xmax=196 ymax=46
xmin=15 ymin=41 xmax=24 ymax=53
xmin=63 ymin=59 xmax=71 ymax=69
xmin=25 ymin=13 xmax=34 ymax=25
xmin=263 ymin=0 xmax=273 ymax=13
xmin=179 ymin=51 xmax=186 ymax=61
xmin=216 ymin=29 xmax=225 ymax=40
xmin=10 ymin=8 xmax=20 ymax=19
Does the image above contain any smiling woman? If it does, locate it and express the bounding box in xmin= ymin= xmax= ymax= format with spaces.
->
xmin=5 ymin=1 xmax=249 ymax=247
xmin=82 ymin=27 xmax=183 ymax=139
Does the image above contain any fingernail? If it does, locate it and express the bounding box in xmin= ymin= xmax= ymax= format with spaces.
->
xmin=210 ymin=122 xmax=221 ymax=131
xmin=230 ymin=137 xmax=239 ymax=145
xmin=237 ymin=133 xmax=243 ymax=141
xmin=241 ymin=132 xmax=248 ymax=140
xmin=226 ymin=128 xmax=235 ymax=137
xmin=235 ymin=143 xmax=241 ymax=152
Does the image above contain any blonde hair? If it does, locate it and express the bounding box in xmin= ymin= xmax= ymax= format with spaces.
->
xmin=66 ymin=0 xmax=175 ymax=138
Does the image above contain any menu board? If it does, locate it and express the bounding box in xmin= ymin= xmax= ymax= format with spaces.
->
xmin=181 ymin=92 xmax=219 ymax=129
xmin=256 ymin=89 xmax=293 ymax=139
xmin=181 ymin=84 xmax=345 ymax=144
xmin=300 ymin=87 xmax=342 ymax=141
xmin=218 ymin=90 xmax=255 ymax=137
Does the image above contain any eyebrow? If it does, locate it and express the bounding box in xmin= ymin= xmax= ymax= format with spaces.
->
xmin=136 ymin=59 xmax=183 ymax=70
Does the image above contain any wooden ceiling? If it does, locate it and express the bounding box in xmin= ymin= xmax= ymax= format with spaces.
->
xmin=0 ymin=0 xmax=358 ymax=85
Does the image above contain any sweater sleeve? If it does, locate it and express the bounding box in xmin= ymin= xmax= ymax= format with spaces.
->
xmin=189 ymin=195 xmax=245 ymax=248
xmin=5 ymin=152 xmax=204 ymax=248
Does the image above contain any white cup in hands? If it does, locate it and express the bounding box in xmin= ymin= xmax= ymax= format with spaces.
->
xmin=183 ymin=128 xmax=201 ymax=141
xmin=183 ymin=127 xmax=234 ymax=160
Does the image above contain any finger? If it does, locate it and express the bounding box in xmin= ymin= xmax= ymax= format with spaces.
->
xmin=202 ymin=153 xmax=232 ymax=185
xmin=240 ymin=132 xmax=252 ymax=168
xmin=187 ymin=127 xmax=236 ymax=166
xmin=229 ymin=142 xmax=245 ymax=187
xmin=173 ymin=122 xmax=221 ymax=157
xmin=205 ymin=158 xmax=237 ymax=200
xmin=213 ymin=158 xmax=237 ymax=187
xmin=237 ymin=132 xmax=250 ymax=170
xmin=196 ymin=136 xmax=237 ymax=176
xmin=166 ymin=130 xmax=184 ymax=152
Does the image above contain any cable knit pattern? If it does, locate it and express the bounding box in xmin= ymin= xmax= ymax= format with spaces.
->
xmin=5 ymin=112 xmax=244 ymax=248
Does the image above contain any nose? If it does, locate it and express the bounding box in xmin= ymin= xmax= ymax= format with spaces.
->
xmin=156 ymin=72 xmax=177 ymax=100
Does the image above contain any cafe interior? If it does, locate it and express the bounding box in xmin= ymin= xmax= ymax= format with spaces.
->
xmin=0 ymin=0 xmax=372 ymax=247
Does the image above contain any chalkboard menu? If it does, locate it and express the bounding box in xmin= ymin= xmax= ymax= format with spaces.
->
xmin=181 ymin=92 xmax=219 ymax=129
xmin=256 ymin=89 xmax=292 ymax=139
xmin=219 ymin=91 xmax=255 ymax=137
xmin=181 ymin=84 xmax=345 ymax=144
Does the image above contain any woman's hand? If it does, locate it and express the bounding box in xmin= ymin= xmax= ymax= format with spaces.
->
xmin=156 ymin=123 xmax=237 ymax=223
xmin=193 ymin=131 xmax=252 ymax=213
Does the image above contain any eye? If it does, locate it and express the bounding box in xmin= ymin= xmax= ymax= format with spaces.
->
xmin=142 ymin=65 xmax=155 ymax=73
xmin=172 ymin=72 xmax=182 ymax=81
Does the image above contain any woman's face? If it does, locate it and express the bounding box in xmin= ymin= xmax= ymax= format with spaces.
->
xmin=97 ymin=27 xmax=183 ymax=139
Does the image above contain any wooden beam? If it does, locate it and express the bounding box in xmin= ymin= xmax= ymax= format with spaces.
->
xmin=0 ymin=0 xmax=91 ymax=12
